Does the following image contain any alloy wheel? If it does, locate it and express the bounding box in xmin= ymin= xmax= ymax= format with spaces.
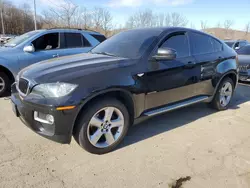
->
xmin=220 ymin=82 xmax=233 ymax=107
xmin=0 ymin=76 xmax=5 ymax=93
xmin=87 ymin=107 xmax=125 ymax=148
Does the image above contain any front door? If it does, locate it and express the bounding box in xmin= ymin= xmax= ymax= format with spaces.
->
xmin=18 ymin=32 xmax=62 ymax=70
xmin=144 ymin=32 xmax=200 ymax=110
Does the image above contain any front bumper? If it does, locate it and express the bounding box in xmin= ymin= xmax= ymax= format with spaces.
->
xmin=239 ymin=70 xmax=250 ymax=81
xmin=11 ymin=83 xmax=79 ymax=144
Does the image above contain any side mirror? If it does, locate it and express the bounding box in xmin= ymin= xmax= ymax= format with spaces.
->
xmin=152 ymin=47 xmax=177 ymax=61
xmin=23 ymin=44 xmax=35 ymax=53
xmin=235 ymin=46 xmax=240 ymax=50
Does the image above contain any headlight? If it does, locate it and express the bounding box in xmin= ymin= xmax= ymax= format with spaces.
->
xmin=31 ymin=82 xmax=78 ymax=98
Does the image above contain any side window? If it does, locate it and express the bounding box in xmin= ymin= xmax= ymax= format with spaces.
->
xmin=234 ymin=42 xmax=239 ymax=48
xmin=64 ymin=33 xmax=91 ymax=48
xmin=160 ymin=34 xmax=189 ymax=58
xmin=240 ymin=42 xmax=246 ymax=47
xmin=211 ymin=38 xmax=223 ymax=52
xmin=32 ymin=33 xmax=59 ymax=51
xmin=190 ymin=32 xmax=213 ymax=55
xmin=90 ymin=34 xmax=106 ymax=43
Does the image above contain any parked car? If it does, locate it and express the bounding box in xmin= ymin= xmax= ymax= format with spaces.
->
xmin=0 ymin=36 xmax=13 ymax=45
xmin=11 ymin=27 xmax=238 ymax=154
xmin=236 ymin=44 xmax=250 ymax=81
xmin=224 ymin=39 xmax=249 ymax=51
xmin=0 ymin=28 xmax=106 ymax=96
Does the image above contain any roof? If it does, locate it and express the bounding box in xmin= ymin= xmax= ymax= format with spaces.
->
xmin=126 ymin=27 xmax=213 ymax=36
xmin=34 ymin=28 xmax=102 ymax=35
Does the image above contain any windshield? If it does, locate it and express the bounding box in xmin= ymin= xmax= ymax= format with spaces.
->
xmin=225 ymin=42 xmax=234 ymax=48
xmin=91 ymin=29 xmax=162 ymax=58
xmin=237 ymin=45 xmax=250 ymax=55
xmin=5 ymin=30 xmax=40 ymax=47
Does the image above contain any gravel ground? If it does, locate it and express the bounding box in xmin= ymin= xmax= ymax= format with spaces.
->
xmin=1 ymin=83 xmax=250 ymax=188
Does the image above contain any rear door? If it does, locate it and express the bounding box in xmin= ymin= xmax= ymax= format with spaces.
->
xmin=189 ymin=32 xmax=223 ymax=96
xmin=59 ymin=32 xmax=93 ymax=56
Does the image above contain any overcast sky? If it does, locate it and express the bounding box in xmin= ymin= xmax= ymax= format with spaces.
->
xmin=11 ymin=0 xmax=250 ymax=30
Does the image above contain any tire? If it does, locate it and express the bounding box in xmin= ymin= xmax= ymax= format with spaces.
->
xmin=74 ymin=98 xmax=130 ymax=154
xmin=210 ymin=77 xmax=234 ymax=110
xmin=0 ymin=72 xmax=10 ymax=97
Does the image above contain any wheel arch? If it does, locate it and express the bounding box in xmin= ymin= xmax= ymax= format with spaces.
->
xmin=72 ymin=88 xmax=135 ymax=135
xmin=212 ymin=70 xmax=238 ymax=99
xmin=0 ymin=65 xmax=15 ymax=83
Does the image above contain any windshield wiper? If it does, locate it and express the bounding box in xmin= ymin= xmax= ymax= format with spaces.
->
xmin=92 ymin=51 xmax=118 ymax=57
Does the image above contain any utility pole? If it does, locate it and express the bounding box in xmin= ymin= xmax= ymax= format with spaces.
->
xmin=33 ymin=0 xmax=37 ymax=30
xmin=0 ymin=0 xmax=4 ymax=35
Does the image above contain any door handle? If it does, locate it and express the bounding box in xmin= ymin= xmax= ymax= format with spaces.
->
xmin=52 ymin=54 xmax=59 ymax=58
xmin=184 ymin=61 xmax=196 ymax=69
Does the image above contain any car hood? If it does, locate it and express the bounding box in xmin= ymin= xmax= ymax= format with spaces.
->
xmin=238 ymin=55 xmax=250 ymax=65
xmin=20 ymin=53 xmax=131 ymax=83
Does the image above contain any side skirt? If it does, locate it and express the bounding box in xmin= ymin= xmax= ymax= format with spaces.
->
xmin=143 ymin=96 xmax=209 ymax=117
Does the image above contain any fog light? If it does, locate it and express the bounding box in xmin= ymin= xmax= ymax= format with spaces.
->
xmin=34 ymin=111 xmax=54 ymax=125
xmin=46 ymin=114 xmax=54 ymax=124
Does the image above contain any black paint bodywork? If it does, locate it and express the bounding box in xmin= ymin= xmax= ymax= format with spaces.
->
xmin=11 ymin=27 xmax=239 ymax=144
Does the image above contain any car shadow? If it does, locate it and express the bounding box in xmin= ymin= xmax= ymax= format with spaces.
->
xmin=118 ymin=84 xmax=250 ymax=150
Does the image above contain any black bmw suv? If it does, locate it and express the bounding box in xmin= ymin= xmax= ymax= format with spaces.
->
xmin=11 ymin=27 xmax=239 ymax=154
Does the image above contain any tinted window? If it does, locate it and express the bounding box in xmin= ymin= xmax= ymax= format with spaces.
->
xmin=91 ymin=29 xmax=161 ymax=58
xmin=91 ymin=34 xmax=106 ymax=43
xmin=240 ymin=41 xmax=246 ymax=47
xmin=190 ymin=32 xmax=213 ymax=55
xmin=234 ymin=42 xmax=239 ymax=48
xmin=225 ymin=42 xmax=234 ymax=47
xmin=211 ymin=38 xmax=222 ymax=52
xmin=64 ymin=33 xmax=91 ymax=48
xmin=161 ymin=34 xmax=189 ymax=58
xmin=237 ymin=45 xmax=250 ymax=55
xmin=32 ymin=33 xmax=59 ymax=51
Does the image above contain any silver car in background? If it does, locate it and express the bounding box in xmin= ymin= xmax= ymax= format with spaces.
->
xmin=0 ymin=28 xmax=106 ymax=96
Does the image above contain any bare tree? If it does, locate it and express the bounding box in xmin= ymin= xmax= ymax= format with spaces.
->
xmin=125 ymin=9 xmax=155 ymax=28
xmin=224 ymin=19 xmax=234 ymax=38
xmin=164 ymin=13 xmax=171 ymax=26
xmin=200 ymin=20 xmax=208 ymax=30
xmin=245 ymin=22 xmax=250 ymax=36
xmin=92 ymin=7 xmax=103 ymax=30
xmin=190 ymin=22 xmax=196 ymax=29
xmin=44 ymin=0 xmax=78 ymax=28
xmin=100 ymin=8 xmax=112 ymax=36
xmin=216 ymin=22 xmax=221 ymax=28
xmin=126 ymin=11 xmax=188 ymax=28
xmin=170 ymin=13 xmax=188 ymax=27
xmin=224 ymin=19 xmax=234 ymax=30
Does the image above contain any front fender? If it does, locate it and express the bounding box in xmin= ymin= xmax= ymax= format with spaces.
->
xmin=0 ymin=56 xmax=20 ymax=78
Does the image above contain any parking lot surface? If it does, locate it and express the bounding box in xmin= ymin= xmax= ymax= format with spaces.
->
xmin=1 ymin=84 xmax=250 ymax=188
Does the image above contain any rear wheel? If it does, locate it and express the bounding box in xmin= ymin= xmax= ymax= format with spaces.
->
xmin=210 ymin=77 xmax=234 ymax=110
xmin=0 ymin=72 xmax=10 ymax=97
xmin=74 ymin=98 xmax=130 ymax=154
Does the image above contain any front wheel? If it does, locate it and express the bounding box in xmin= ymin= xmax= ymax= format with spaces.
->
xmin=0 ymin=72 xmax=10 ymax=97
xmin=74 ymin=98 xmax=130 ymax=154
xmin=210 ymin=77 xmax=234 ymax=110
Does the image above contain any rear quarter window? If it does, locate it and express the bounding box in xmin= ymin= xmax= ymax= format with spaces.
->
xmin=64 ymin=33 xmax=91 ymax=48
xmin=90 ymin=34 xmax=106 ymax=43
xmin=211 ymin=38 xmax=223 ymax=52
